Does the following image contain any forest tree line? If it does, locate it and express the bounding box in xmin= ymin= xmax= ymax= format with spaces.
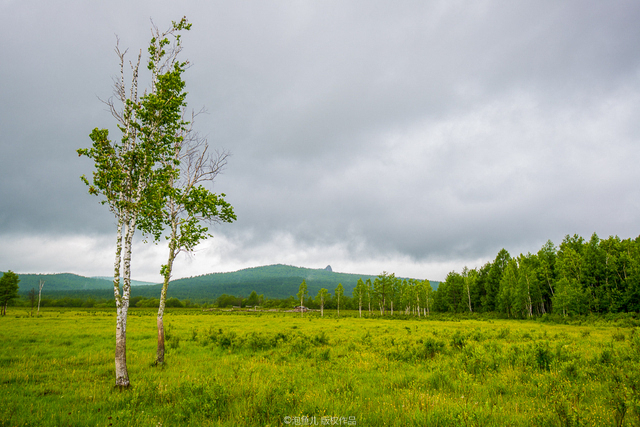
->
xmin=5 ymin=233 xmax=639 ymax=316
xmin=431 ymin=233 xmax=640 ymax=316
xmin=286 ymin=233 xmax=640 ymax=317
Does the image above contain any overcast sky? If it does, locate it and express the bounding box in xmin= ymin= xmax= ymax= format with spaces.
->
xmin=1 ymin=1 xmax=640 ymax=283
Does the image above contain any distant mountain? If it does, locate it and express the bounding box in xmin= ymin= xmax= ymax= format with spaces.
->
xmin=8 ymin=265 xmax=438 ymax=302
xmin=162 ymin=264 xmax=439 ymax=300
xmin=9 ymin=273 xmax=113 ymax=292
xmin=92 ymin=276 xmax=159 ymax=287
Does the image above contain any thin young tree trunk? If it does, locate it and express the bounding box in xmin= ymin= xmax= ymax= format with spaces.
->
xmin=426 ymin=295 xmax=430 ymax=316
xmin=157 ymin=211 xmax=178 ymax=365
xmin=156 ymin=248 xmax=175 ymax=365
xmin=37 ymin=280 xmax=44 ymax=315
xmin=526 ymin=276 xmax=533 ymax=317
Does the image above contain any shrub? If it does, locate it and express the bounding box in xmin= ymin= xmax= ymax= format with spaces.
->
xmin=450 ymin=331 xmax=467 ymax=350
xmin=423 ymin=337 xmax=445 ymax=359
xmin=612 ymin=330 xmax=626 ymax=342
xmin=165 ymin=297 xmax=184 ymax=308
xmin=169 ymin=336 xmax=180 ymax=349
xmin=312 ymin=331 xmax=329 ymax=346
xmin=534 ymin=342 xmax=553 ymax=371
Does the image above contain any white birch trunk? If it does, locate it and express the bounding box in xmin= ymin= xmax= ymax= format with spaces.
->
xmin=157 ymin=207 xmax=178 ymax=365
xmin=526 ymin=276 xmax=533 ymax=317
xmin=113 ymin=216 xmax=128 ymax=387
xmin=116 ymin=211 xmax=136 ymax=387
xmin=37 ymin=280 xmax=44 ymax=314
xmin=156 ymin=247 xmax=176 ymax=364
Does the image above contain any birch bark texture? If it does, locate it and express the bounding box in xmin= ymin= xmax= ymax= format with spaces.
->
xmin=78 ymin=17 xmax=192 ymax=387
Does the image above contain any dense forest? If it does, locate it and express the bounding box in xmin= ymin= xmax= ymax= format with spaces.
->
xmin=433 ymin=233 xmax=640 ymax=316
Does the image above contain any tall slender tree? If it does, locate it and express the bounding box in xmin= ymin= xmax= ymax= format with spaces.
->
xmin=420 ymin=279 xmax=432 ymax=316
xmin=37 ymin=279 xmax=45 ymax=315
xmin=334 ymin=283 xmax=344 ymax=317
xmin=353 ymin=278 xmax=366 ymax=317
xmin=374 ymin=272 xmax=395 ymax=315
xmin=154 ymin=110 xmax=236 ymax=365
xmin=461 ymin=266 xmax=474 ymax=313
xmin=297 ymin=280 xmax=308 ymax=317
xmin=483 ymin=249 xmax=510 ymax=312
xmin=317 ymin=288 xmax=330 ymax=317
xmin=78 ymin=17 xmax=191 ymax=387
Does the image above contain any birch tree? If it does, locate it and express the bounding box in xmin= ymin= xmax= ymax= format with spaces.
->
xmin=334 ymin=283 xmax=344 ymax=317
xmin=352 ymin=278 xmax=366 ymax=317
xmin=366 ymin=279 xmax=372 ymax=314
xmin=461 ymin=266 xmax=476 ymax=313
xmin=317 ymin=288 xmax=330 ymax=317
xmin=154 ymin=107 xmax=236 ymax=366
xmin=37 ymin=279 xmax=44 ymax=315
xmin=78 ymin=17 xmax=191 ymax=387
xmin=297 ymin=280 xmax=308 ymax=317
xmin=419 ymin=279 xmax=432 ymax=316
xmin=374 ymin=272 xmax=395 ymax=315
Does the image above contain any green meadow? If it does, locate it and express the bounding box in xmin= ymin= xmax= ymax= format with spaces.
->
xmin=1 ymin=309 xmax=639 ymax=426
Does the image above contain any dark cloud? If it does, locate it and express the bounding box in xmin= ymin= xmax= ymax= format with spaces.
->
xmin=2 ymin=0 xmax=640 ymax=280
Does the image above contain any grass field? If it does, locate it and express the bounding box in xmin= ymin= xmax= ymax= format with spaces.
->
xmin=1 ymin=308 xmax=639 ymax=426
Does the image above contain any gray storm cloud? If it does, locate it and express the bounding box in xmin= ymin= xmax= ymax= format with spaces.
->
xmin=1 ymin=0 xmax=640 ymax=280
